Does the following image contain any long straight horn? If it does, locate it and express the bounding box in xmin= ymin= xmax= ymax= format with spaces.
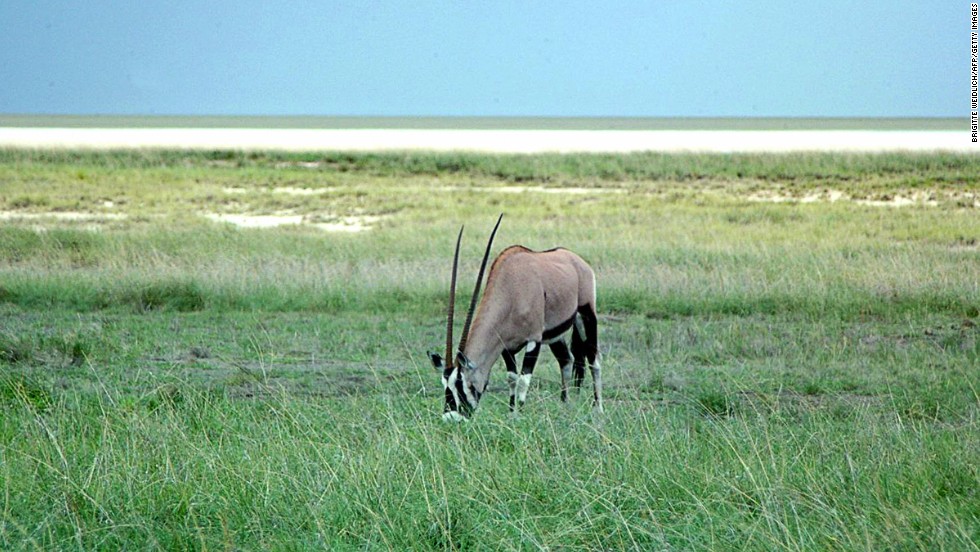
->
xmin=458 ymin=213 xmax=503 ymax=355
xmin=445 ymin=226 xmax=464 ymax=370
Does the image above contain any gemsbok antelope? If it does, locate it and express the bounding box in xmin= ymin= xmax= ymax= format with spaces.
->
xmin=428 ymin=215 xmax=602 ymax=421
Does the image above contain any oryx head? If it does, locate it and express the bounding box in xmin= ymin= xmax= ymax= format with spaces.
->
xmin=428 ymin=215 xmax=502 ymax=421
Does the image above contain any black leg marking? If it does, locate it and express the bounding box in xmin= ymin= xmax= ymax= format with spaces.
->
xmin=521 ymin=342 xmax=540 ymax=376
xmin=578 ymin=303 xmax=602 ymax=410
xmin=571 ymin=323 xmax=588 ymax=390
xmin=503 ymin=349 xmax=518 ymax=411
xmin=513 ymin=342 xmax=541 ymax=409
xmin=549 ymin=340 xmax=572 ymax=402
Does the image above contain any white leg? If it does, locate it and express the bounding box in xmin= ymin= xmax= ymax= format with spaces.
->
xmin=591 ymin=358 xmax=603 ymax=413
xmin=516 ymin=374 xmax=532 ymax=405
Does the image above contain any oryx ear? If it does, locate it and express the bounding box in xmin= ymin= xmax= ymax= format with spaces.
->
xmin=455 ymin=352 xmax=474 ymax=372
xmin=427 ymin=351 xmax=444 ymax=371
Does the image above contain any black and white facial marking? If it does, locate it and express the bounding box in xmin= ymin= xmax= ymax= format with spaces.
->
xmin=428 ymin=352 xmax=481 ymax=422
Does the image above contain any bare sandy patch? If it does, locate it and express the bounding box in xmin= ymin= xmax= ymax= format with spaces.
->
xmin=483 ymin=185 xmax=624 ymax=195
xmin=203 ymin=212 xmax=380 ymax=232
xmin=746 ymin=190 xmax=847 ymax=204
xmin=222 ymin=186 xmax=331 ymax=196
xmin=0 ymin=211 xmax=127 ymax=222
xmin=435 ymin=185 xmax=624 ymax=195
xmin=274 ymin=161 xmax=323 ymax=169
xmin=746 ymin=190 xmax=950 ymax=207
xmin=204 ymin=214 xmax=305 ymax=228
xmin=310 ymin=215 xmax=382 ymax=233
xmin=0 ymin=211 xmax=127 ymax=232
xmin=224 ymin=183 xmax=624 ymax=198
xmin=272 ymin=187 xmax=332 ymax=196
xmin=853 ymin=192 xmax=939 ymax=207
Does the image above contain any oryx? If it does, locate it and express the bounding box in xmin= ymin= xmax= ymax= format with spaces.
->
xmin=428 ymin=215 xmax=602 ymax=421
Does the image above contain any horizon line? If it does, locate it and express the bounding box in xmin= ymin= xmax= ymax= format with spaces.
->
xmin=0 ymin=114 xmax=966 ymax=131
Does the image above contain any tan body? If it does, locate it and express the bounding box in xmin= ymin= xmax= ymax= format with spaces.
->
xmin=464 ymin=246 xmax=593 ymax=384
xmin=430 ymin=216 xmax=602 ymax=420
xmin=433 ymin=245 xmax=602 ymax=420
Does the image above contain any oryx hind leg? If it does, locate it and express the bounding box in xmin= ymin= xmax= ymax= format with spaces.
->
xmin=570 ymin=313 xmax=588 ymax=391
xmin=576 ymin=303 xmax=602 ymax=412
xmin=549 ymin=340 xmax=573 ymax=402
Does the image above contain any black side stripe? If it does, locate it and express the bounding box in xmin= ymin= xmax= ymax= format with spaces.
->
xmin=543 ymin=315 xmax=576 ymax=342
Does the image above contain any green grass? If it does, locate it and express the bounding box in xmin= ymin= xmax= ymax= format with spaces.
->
xmin=2 ymin=147 xmax=978 ymax=186
xmin=1 ymin=149 xmax=978 ymax=550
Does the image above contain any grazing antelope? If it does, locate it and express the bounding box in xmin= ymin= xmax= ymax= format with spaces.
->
xmin=428 ymin=215 xmax=602 ymax=421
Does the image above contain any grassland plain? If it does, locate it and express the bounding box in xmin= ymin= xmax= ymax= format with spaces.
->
xmin=0 ymin=149 xmax=978 ymax=550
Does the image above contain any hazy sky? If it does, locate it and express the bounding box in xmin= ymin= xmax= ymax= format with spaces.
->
xmin=0 ymin=1 xmax=961 ymax=117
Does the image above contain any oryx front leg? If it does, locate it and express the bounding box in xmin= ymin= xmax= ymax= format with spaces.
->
xmin=503 ymin=349 xmax=519 ymax=412
xmin=515 ymin=341 xmax=540 ymax=410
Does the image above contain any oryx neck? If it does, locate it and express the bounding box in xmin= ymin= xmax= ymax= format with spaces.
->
xmin=460 ymin=311 xmax=507 ymax=389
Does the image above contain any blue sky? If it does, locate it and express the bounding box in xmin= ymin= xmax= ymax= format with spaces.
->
xmin=0 ymin=1 xmax=961 ymax=117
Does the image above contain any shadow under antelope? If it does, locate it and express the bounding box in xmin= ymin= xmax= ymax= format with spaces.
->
xmin=428 ymin=215 xmax=603 ymax=421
